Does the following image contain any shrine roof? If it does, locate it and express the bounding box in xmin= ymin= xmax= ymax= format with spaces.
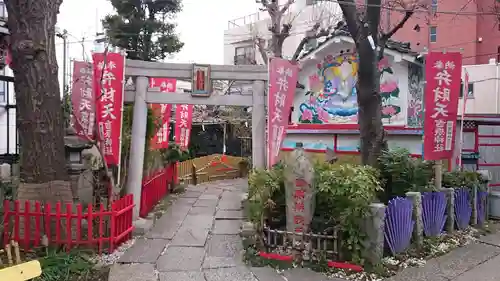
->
xmin=298 ymin=25 xmax=419 ymax=61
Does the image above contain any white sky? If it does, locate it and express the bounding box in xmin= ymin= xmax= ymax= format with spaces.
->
xmin=55 ymin=0 xmax=258 ymax=86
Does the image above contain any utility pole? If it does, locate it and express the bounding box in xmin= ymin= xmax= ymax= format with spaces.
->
xmin=56 ymin=29 xmax=68 ymax=94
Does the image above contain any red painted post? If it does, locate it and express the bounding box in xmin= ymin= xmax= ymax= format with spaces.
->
xmin=110 ymin=200 xmax=116 ymax=253
xmin=66 ymin=203 xmax=73 ymax=251
xmin=76 ymin=204 xmax=83 ymax=246
xmin=44 ymin=203 xmax=52 ymax=245
xmin=34 ymin=202 xmax=41 ymax=248
xmin=55 ymin=202 xmax=62 ymax=245
xmin=23 ymin=201 xmax=30 ymax=250
xmin=87 ymin=204 xmax=93 ymax=244
xmin=14 ymin=201 xmax=20 ymax=243
xmin=98 ymin=204 xmax=104 ymax=254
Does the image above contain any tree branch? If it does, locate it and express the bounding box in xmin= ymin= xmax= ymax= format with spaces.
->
xmin=380 ymin=11 xmax=413 ymax=41
xmin=280 ymin=0 xmax=295 ymax=14
xmin=378 ymin=11 xmax=413 ymax=60
xmin=291 ymin=23 xmax=331 ymax=61
xmin=255 ymin=37 xmax=269 ymax=64
xmin=337 ymin=0 xmax=361 ymax=42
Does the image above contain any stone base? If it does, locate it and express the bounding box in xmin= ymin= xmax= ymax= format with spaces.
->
xmin=14 ymin=180 xmax=75 ymax=244
xmin=17 ymin=180 xmax=73 ymax=203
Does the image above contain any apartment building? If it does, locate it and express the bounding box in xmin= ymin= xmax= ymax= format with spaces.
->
xmin=224 ymin=0 xmax=341 ymax=65
xmin=383 ymin=0 xmax=500 ymax=65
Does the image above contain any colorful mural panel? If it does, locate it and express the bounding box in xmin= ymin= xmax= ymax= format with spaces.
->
xmin=282 ymin=139 xmax=334 ymax=151
xmin=298 ymin=52 xmax=404 ymax=125
xmin=407 ymin=62 xmax=424 ymax=128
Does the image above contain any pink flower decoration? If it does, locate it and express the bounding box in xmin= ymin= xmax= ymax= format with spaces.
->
xmin=325 ymin=55 xmax=334 ymax=63
xmin=316 ymin=63 xmax=322 ymax=69
xmin=378 ymin=57 xmax=390 ymax=71
xmin=380 ymin=81 xmax=398 ymax=93
xmin=309 ymin=74 xmax=320 ymax=85
xmin=301 ymin=108 xmax=313 ymax=121
xmin=309 ymin=95 xmax=317 ymax=105
xmin=317 ymin=107 xmax=330 ymax=123
xmin=382 ymin=106 xmax=397 ymax=116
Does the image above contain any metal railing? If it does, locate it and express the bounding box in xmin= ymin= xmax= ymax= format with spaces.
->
xmin=227 ymin=3 xmax=293 ymax=29
xmin=228 ymin=12 xmax=263 ymax=29
xmin=263 ymin=227 xmax=342 ymax=261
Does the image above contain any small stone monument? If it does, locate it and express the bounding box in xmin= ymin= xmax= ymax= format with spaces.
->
xmin=284 ymin=142 xmax=315 ymax=234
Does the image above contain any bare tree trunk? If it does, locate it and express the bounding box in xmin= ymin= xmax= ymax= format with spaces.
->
xmin=356 ymin=40 xmax=385 ymax=166
xmin=5 ymin=0 xmax=72 ymax=203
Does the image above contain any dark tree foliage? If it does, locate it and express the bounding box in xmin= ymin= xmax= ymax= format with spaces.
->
xmin=103 ymin=0 xmax=184 ymax=61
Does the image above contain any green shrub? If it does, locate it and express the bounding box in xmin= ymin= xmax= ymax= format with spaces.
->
xmin=443 ymin=170 xmax=487 ymax=190
xmin=247 ymin=161 xmax=381 ymax=264
xmin=377 ymin=148 xmax=435 ymax=203
xmin=159 ymin=143 xmax=191 ymax=164
xmin=247 ymin=164 xmax=285 ymax=248
xmin=314 ymin=162 xmax=382 ymax=262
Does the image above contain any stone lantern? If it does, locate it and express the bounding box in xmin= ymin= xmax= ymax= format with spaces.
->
xmin=64 ymin=126 xmax=93 ymax=201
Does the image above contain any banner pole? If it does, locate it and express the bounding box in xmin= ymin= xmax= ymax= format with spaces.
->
xmin=457 ymin=70 xmax=469 ymax=170
xmin=116 ymin=49 xmax=126 ymax=194
xmin=432 ymin=47 xmax=463 ymax=189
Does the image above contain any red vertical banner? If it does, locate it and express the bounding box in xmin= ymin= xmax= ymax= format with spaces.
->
xmin=149 ymin=78 xmax=176 ymax=149
xmin=92 ymin=52 xmax=125 ymax=166
xmin=71 ymin=61 xmax=95 ymax=140
xmin=267 ymin=58 xmax=299 ymax=167
xmin=423 ymin=52 xmax=462 ymax=161
xmin=174 ymin=104 xmax=193 ymax=150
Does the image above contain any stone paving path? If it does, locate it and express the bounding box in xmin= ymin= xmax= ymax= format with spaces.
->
xmin=387 ymin=231 xmax=500 ymax=281
xmin=108 ymin=178 xmax=336 ymax=281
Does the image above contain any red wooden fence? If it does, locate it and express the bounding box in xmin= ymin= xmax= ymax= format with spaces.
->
xmin=140 ymin=165 xmax=176 ymax=217
xmin=2 ymin=194 xmax=134 ymax=253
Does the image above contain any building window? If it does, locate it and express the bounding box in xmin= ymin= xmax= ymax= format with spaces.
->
xmin=460 ymin=80 xmax=474 ymax=98
xmin=431 ymin=0 xmax=438 ymax=14
xmin=497 ymin=46 xmax=500 ymax=62
xmin=429 ymin=26 xmax=437 ymax=43
xmin=0 ymin=1 xmax=6 ymax=20
xmin=234 ymin=45 xmax=255 ymax=65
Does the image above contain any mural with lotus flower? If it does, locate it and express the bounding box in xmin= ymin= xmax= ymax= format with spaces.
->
xmin=298 ymin=53 xmax=404 ymax=125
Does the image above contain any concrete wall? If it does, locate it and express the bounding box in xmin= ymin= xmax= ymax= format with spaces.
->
xmin=282 ymin=132 xmax=423 ymax=155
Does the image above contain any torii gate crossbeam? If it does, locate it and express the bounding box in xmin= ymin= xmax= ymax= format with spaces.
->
xmin=124 ymin=59 xmax=267 ymax=218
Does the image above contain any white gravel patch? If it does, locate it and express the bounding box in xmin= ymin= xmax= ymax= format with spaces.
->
xmin=328 ymin=270 xmax=383 ymax=281
xmin=92 ymin=238 xmax=136 ymax=266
